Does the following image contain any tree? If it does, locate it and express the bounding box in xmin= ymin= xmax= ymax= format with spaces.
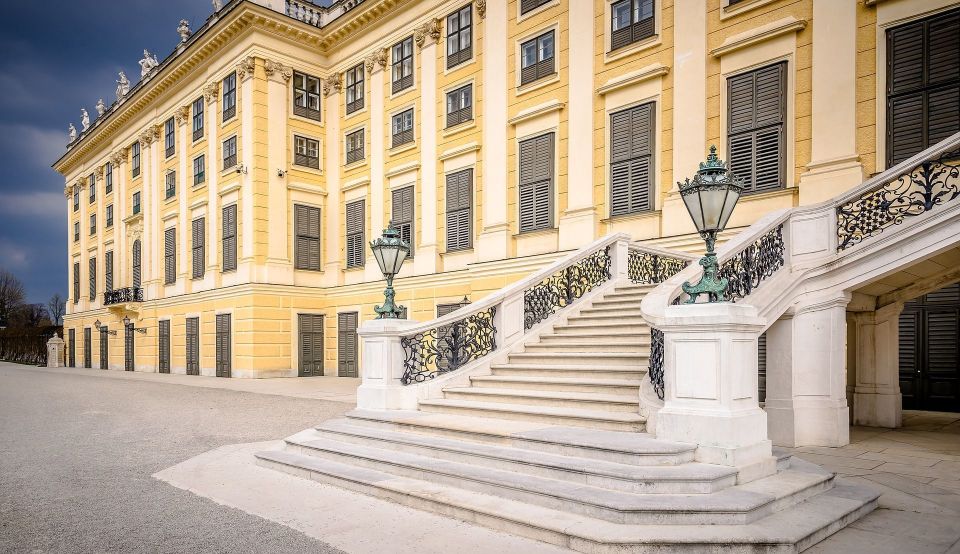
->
xmin=9 ymin=304 xmax=49 ymax=328
xmin=0 ymin=269 xmax=26 ymax=328
xmin=48 ymin=293 xmax=66 ymax=326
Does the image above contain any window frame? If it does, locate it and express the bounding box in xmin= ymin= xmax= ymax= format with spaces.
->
xmin=446 ymin=84 xmax=473 ymax=128
xmin=345 ymin=199 xmax=365 ymax=269
xmin=89 ymin=173 xmax=96 ymax=203
xmin=73 ymin=187 xmax=79 ymax=211
xmin=609 ymin=101 xmax=656 ymax=216
xmin=391 ymin=36 xmax=415 ymax=94
xmin=132 ymin=191 xmax=141 ymax=215
xmin=517 ymin=132 xmax=556 ymax=233
xmin=345 ymin=128 xmax=365 ymax=164
xmin=345 ymin=63 xmax=365 ymax=114
xmin=222 ymin=72 xmax=237 ymax=122
xmin=520 ymin=0 xmax=552 ymax=16
xmin=164 ymin=117 xmax=175 ymax=158
xmin=105 ymin=162 xmax=113 ymax=194
xmin=446 ymin=5 xmax=473 ymax=69
xmin=293 ymin=71 xmax=322 ymax=121
xmin=725 ymin=61 xmax=787 ymax=195
xmin=519 ymin=30 xmax=556 ymax=86
xmin=222 ymin=204 xmax=237 ymax=272
xmin=294 ymin=203 xmax=322 ymax=271
xmin=106 ymin=204 xmax=114 ymax=228
xmin=164 ymin=227 xmax=176 ymax=285
xmin=192 ymin=97 xmax=204 ymax=141
xmin=89 ymin=213 xmax=96 ymax=236
xmin=165 ymin=170 xmax=176 ymax=199
xmin=192 ymin=217 xmax=205 ymax=279
xmin=445 ymin=168 xmax=474 ymax=252
xmin=74 ymin=221 xmax=80 ymax=242
xmin=131 ymin=141 xmax=141 ymax=178
xmin=293 ymin=135 xmax=321 ymax=169
xmin=222 ymin=135 xmax=238 ymax=169
xmin=193 ymin=154 xmax=206 ymax=186
xmin=391 ymin=108 xmax=415 ymax=147
xmin=391 ymin=186 xmax=415 ymax=258
xmin=610 ymin=0 xmax=656 ymax=52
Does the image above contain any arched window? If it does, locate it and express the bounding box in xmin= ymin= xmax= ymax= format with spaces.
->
xmin=132 ymin=239 xmax=142 ymax=288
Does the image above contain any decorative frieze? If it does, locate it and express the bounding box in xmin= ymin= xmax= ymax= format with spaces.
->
xmin=264 ymin=59 xmax=292 ymax=82
xmin=322 ymin=73 xmax=342 ymax=96
xmin=203 ymin=82 xmax=219 ymax=103
xmin=174 ymin=105 xmax=191 ymax=126
xmin=236 ymin=56 xmax=256 ymax=80
xmin=95 ymin=167 xmax=104 ymax=180
xmin=476 ymin=0 xmax=486 ymax=19
xmin=364 ymin=48 xmax=387 ymax=73
xmin=126 ymin=220 xmax=144 ymax=241
xmin=414 ymin=18 xmax=442 ymax=49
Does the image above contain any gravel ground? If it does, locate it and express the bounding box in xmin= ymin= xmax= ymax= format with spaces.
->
xmin=0 ymin=362 xmax=350 ymax=554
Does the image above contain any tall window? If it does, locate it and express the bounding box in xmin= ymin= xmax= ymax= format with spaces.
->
xmin=345 ymin=63 xmax=364 ymax=114
xmin=132 ymin=191 xmax=141 ymax=215
xmin=609 ymin=102 xmax=654 ymax=216
xmin=89 ymin=173 xmax=96 ymax=203
xmin=886 ymin=8 xmax=960 ymax=167
xmin=89 ymin=256 xmax=96 ymax=300
xmin=518 ymin=132 xmax=555 ymax=232
xmin=105 ymin=250 xmax=113 ymax=292
xmin=446 ymin=5 xmax=473 ymax=69
xmin=520 ymin=0 xmax=551 ymax=15
xmin=446 ymin=84 xmax=473 ymax=127
xmin=345 ymin=200 xmax=364 ymax=268
xmin=223 ymin=136 xmax=237 ymax=169
xmin=392 ymin=186 xmax=414 ymax=257
xmin=131 ymin=141 xmax=141 ymax=178
xmin=391 ymin=108 xmax=414 ymax=147
xmin=391 ymin=36 xmax=414 ymax=94
xmin=164 ymin=227 xmax=176 ymax=285
xmin=74 ymin=222 xmax=79 ymax=242
xmin=158 ymin=320 xmax=171 ymax=374
xmin=73 ymin=262 xmax=80 ymax=303
xmin=520 ymin=30 xmax=555 ymax=86
xmin=132 ymin=239 xmax=142 ymax=288
xmin=222 ymin=72 xmax=237 ymax=121
xmin=89 ymin=214 xmax=96 ymax=235
xmin=294 ymin=204 xmax=321 ymax=271
xmin=192 ymin=97 xmax=204 ymax=141
xmin=293 ymin=71 xmax=322 ymax=121
xmin=294 ymin=136 xmax=320 ymax=169
xmin=193 ymin=154 xmax=206 ymax=186
xmin=192 ymin=217 xmax=205 ymax=279
xmin=446 ymin=168 xmax=473 ymax=251
xmin=727 ymin=62 xmax=786 ymax=194
xmin=164 ymin=117 xmax=175 ymax=158
xmin=610 ymin=0 xmax=655 ymax=51
xmin=186 ymin=317 xmax=200 ymax=375
xmin=222 ymin=204 xmax=237 ymax=272
xmin=345 ymin=129 xmax=365 ymax=164
xmin=165 ymin=171 xmax=176 ymax=199
xmin=105 ymin=162 xmax=113 ymax=194
xmin=73 ymin=187 xmax=79 ymax=211
xmin=106 ymin=204 xmax=114 ymax=228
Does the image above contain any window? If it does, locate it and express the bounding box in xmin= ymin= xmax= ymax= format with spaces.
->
xmin=164 ymin=227 xmax=176 ymax=285
xmin=223 ymin=136 xmax=237 ymax=169
xmin=105 ymin=250 xmax=113 ymax=292
xmin=727 ymin=62 xmax=786 ymax=194
xmin=74 ymin=222 xmax=80 ymax=242
xmin=337 ymin=312 xmax=359 ymax=377
xmin=186 ymin=317 xmax=200 ymax=375
xmin=609 ymin=102 xmax=654 ymax=216
xmin=345 ymin=63 xmax=364 ymax=114
xmin=391 ymin=36 xmax=414 ymax=94
xmin=886 ymin=8 xmax=960 ymax=167
xmin=105 ymin=163 xmax=113 ymax=194
xmin=132 ymin=191 xmax=141 ymax=215
xmin=520 ymin=0 xmax=551 ymax=15
xmin=294 ymin=135 xmax=320 ymax=169
xmin=392 ymin=108 xmax=414 ymax=147
xmin=294 ymin=204 xmax=321 ymax=271
xmin=89 ymin=256 xmax=96 ymax=300
xmin=216 ymin=313 xmax=232 ymax=378
xmin=446 ymin=84 xmax=473 ymax=128
xmin=298 ymin=314 xmax=324 ymax=376
xmin=192 ymin=217 xmax=205 ymax=279
xmin=345 ymin=200 xmax=365 ymax=268
xmin=293 ymin=71 xmax=322 ymax=121
xmin=392 ymin=186 xmax=414 ymax=257
xmin=132 ymin=239 xmax=142 ymax=288
xmin=158 ymin=320 xmax=170 ymax=374
xmin=131 ymin=141 xmax=141 ymax=178
xmin=445 ymin=168 xmax=473 ymax=251
xmin=520 ymin=30 xmax=555 ymax=86
xmin=222 ymin=204 xmax=237 ymax=272
xmin=446 ymin=5 xmax=473 ymax=69
xmin=106 ymin=204 xmax=113 ymax=228
xmin=193 ymin=154 xmax=206 ymax=186
xmin=518 ymin=132 xmax=555 ymax=232
xmin=192 ymin=97 xmax=204 ymax=141
xmin=165 ymin=171 xmax=176 ymax=199
xmin=89 ymin=173 xmax=96 ymax=203
xmin=164 ymin=117 xmax=175 ymax=158
xmin=73 ymin=187 xmax=79 ymax=211
xmin=89 ymin=214 xmax=96 ymax=235
xmin=610 ymin=0 xmax=655 ymax=51
xmin=73 ymin=262 xmax=80 ymax=303
xmin=345 ymin=129 xmax=365 ymax=164
xmin=222 ymin=72 xmax=237 ymax=121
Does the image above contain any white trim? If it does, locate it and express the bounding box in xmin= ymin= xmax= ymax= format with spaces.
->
xmin=709 ymin=16 xmax=807 ymax=57
xmin=341 ymin=176 xmax=371 ymax=193
xmin=385 ymin=161 xmax=420 ymax=178
xmin=508 ymin=100 xmax=565 ymax=126
xmin=439 ymin=142 xmax=480 ymax=161
xmin=597 ymin=63 xmax=669 ymax=95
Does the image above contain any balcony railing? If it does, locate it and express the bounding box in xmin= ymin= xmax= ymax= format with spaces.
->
xmin=104 ymin=287 xmax=144 ymax=306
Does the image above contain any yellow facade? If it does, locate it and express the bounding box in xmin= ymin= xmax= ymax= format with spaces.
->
xmin=54 ymin=0 xmax=957 ymax=377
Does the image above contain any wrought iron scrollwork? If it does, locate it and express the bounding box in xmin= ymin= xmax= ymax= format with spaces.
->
xmin=628 ymin=249 xmax=688 ymax=284
xmin=717 ymin=225 xmax=785 ymax=302
xmin=400 ymin=306 xmax=497 ymax=385
xmin=103 ymin=287 xmax=144 ymax=306
xmin=648 ymin=327 xmax=664 ymax=400
xmin=837 ymin=151 xmax=960 ymax=250
xmin=523 ymin=246 xmax=612 ymax=330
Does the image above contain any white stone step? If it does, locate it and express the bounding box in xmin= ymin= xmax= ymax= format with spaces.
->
xmin=575 ymin=306 xmax=646 ymax=318
xmin=565 ymin=312 xmax=647 ymax=324
xmin=588 ymin=298 xmax=647 ymax=310
xmin=306 ymin=421 xmax=737 ymax=494
xmin=342 ymin=409 xmax=695 ymax=465
xmin=598 ymin=290 xmax=648 ymax=301
xmin=470 ymin=375 xmax=641 ymax=395
xmin=491 ymin=363 xmax=646 ymax=380
xmin=417 ymin=398 xmax=647 ymax=432
xmin=507 ymin=351 xmax=647 ymax=367
xmin=442 ymin=387 xmax=640 ymax=412
xmin=539 ymin=330 xmax=651 ymax=342
xmin=551 ymin=323 xmax=650 ymax=336
xmin=527 ymin=337 xmax=650 ymax=353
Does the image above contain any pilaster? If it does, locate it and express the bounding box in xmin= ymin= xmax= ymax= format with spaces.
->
xmin=111 ymin=149 xmax=128 ymax=287
xmin=323 ymin=77 xmax=343 ymax=284
xmin=415 ymin=30 xmax=439 ymax=275
xmin=852 ymin=302 xmax=904 ymax=428
xmin=176 ymin=106 xmax=191 ymax=290
xmin=204 ymin=82 xmax=221 ymax=280
xmin=265 ymin=59 xmax=293 ymax=282
xmin=238 ymin=56 xmax=256 ymax=280
xmin=366 ymin=49 xmax=388 ymax=281
xmin=477 ymin=0 xmax=509 ymax=261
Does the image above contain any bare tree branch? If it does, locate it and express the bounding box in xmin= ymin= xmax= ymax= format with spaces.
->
xmin=48 ymin=293 xmax=66 ymax=326
xmin=0 ymin=269 xmax=26 ymax=327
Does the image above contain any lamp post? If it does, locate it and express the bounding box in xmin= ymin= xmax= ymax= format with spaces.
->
xmin=122 ymin=315 xmax=147 ymax=334
xmin=370 ymin=221 xmax=410 ymax=319
xmin=678 ymin=145 xmax=744 ymax=303
xmin=93 ymin=319 xmax=117 ymax=336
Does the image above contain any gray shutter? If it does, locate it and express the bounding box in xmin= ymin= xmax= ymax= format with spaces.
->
xmin=337 ymin=312 xmax=359 ymax=377
xmin=298 ymin=314 xmax=324 ymax=376
xmin=105 ymin=251 xmax=113 ymax=292
xmin=727 ymin=63 xmax=785 ymax=193
xmin=100 ymin=327 xmax=109 ymax=370
xmin=69 ymin=328 xmax=76 ymax=367
xmin=89 ymin=257 xmax=96 ymax=300
xmin=445 ymin=169 xmax=473 ymax=251
xmin=186 ymin=317 xmax=199 ymax=375
xmin=216 ymin=313 xmax=231 ymax=377
xmin=346 ymin=200 xmax=365 ymax=268
xmin=392 ymin=186 xmax=414 ymax=257
xmin=164 ymin=228 xmax=176 ymax=284
xmin=294 ymin=204 xmax=321 ymax=270
xmin=519 ymin=133 xmax=554 ymax=232
xmin=84 ymin=328 xmax=92 ymax=368
xmin=192 ymin=218 xmax=205 ymax=279
xmin=222 ymin=205 xmax=237 ymax=271
xmin=158 ymin=320 xmax=170 ymax=373
xmin=610 ymin=103 xmax=654 ymax=216
xmin=132 ymin=240 xmax=142 ymax=288
xmin=73 ymin=262 xmax=79 ymax=302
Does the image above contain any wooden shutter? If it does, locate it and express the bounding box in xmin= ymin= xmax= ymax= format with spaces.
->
xmin=132 ymin=240 xmax=142 ymax=288
xmin=610 ymin=103 xmax=654 ymax=216
xmin=83 ymin=328 xmax=92 ymax=368
xmin=73 ymin=262 xmax=80 ymax=302
xmin=89 ymin=257 xmax=97 ymax=300
xmin=222 ymin=205 xmax=237 ymax=272
xmin=445 ymin=169 xmax=473 ymax=251
xmin=100 ymin=327 xmax=109 ymax=370
xmin=105 ymin=251 xmax=113 ymax=292
xmin=186 ymin=317 xmax=199 ymax=375
xmin=518 ymin=133 xmax=554 ymax=232
xmin=346 ymin=200 xmax=365 ymax=268
xmin=69 ymin=328 xmax=76 ymax=367
xmin=392 ymin=187 xmax=415 ymax=257
xmin=298 ymin=314 xmax=324 ymax=377
xmin=158 ymin=320 xmax=170 ymax=374
xmin=124 ymin=323 xmax=134 ymax=371
xmin=294 ymin=204 xmax=321 ymax=271
xmin=216 ymin=313 xmax=231 ymax=377
xmin=192 ymin=218 xmax=205 ymax=279
xmin=337 ymin=312 xmax=359 ymax=377
xmin=164 ymin=228 xmax=176 ymax=284
xmin=757 ymin=332 xmax=767 ymax=403
xmin=727 ymin=62 xmax=785 ymax=194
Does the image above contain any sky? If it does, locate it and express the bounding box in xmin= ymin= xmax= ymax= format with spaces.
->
xmin=0 ymin=1 xmax=230 ymax=304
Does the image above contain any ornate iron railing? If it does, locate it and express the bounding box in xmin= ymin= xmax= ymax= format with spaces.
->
xmin=837 ymin=150 xmax=960 ymax=251
xmin=104 ymin=287 xmax=144 ymax=306
xmin=523 ymin=246 xmax=612 ymax=330
xmin=400 ymin=306 xmax=497 ymax=385
xmin=648 ymin=327 xmax=665 ymax=400
xmin=628 ymin=249 xmax=688 ymax=284
xmin=717 ymin=224 xmax=785 ymax=302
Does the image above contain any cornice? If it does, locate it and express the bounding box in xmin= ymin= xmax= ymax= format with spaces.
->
xmin=508 ymin=100 xmax=566 ymax=126
xmin=597 ymin=63 xmax=669 ymax=95
xmin=709 ymin=16 xmax=807 ymax=57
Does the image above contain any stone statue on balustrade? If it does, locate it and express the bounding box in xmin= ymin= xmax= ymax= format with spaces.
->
xmin=68 ymin=123 xmax=77 ymax=143
xmin=139 ymin=49 xmax=159 ymax=78
xmin=116 ymin=71 xmax=130 ymax=99
xmin=212 ymin=0 xmax=222 ymax=12
xmin=96 ymin=98 xmax=106 ymax=117
xmin=81 ymin=109 xmax=90 ymax=131
xmin=177 ymin=20 xmax=191 ymax=43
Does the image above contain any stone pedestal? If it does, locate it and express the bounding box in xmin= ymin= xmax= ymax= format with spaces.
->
xmin=46 ymin=334 xmax=65 ymax=368
xmin=655 ymin=303 xmax=775 ymax=483
xmin=356 ymin=318 xmax=421 ymax=411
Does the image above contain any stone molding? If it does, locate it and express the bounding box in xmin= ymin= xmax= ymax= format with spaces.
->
xmin=236 ymin=56 xmax=256 ymax=80
xmin=414 ymin=18 xmax=442 ymax=49
xmin=323 ymin=73 xmax=342 ymax=96
xmin=126 ymin=220 xmax=144 ymax=241
xmin=94 ymin=167 xmax=104 ymax=180
xmin=174 ymin=105 xmax=191 ymax=126
xmin=138 ymin=126 xmax=159 ymax=146
xmin=709 ymin=16 xmax=807 ymax=57
xmin=110 ymin=149 xmax=127 ymax=166
xmin=364 ymin=48 xmax=387 ymax=73
xmin=203 ymin=82 xmax=220 ymax=103
xmin=264 ymin=59 xmax=292 ymax=82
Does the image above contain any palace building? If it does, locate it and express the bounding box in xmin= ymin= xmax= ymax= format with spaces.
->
xmin=55 ymin=0 xmax=959 ymax=402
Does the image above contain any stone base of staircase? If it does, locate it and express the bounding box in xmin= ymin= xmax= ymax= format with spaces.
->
xmin=255 ymin=409 xmax=878 ymax=553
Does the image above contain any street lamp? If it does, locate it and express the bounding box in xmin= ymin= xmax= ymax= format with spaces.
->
xmin=93 ymin=319 xmax=117 ymax=335
xmin=679 ymin=145 xmax=744 ymax=303
xmin=370 ymin=221 xmax=410 ymax=319
xmin=122 ymin=315 xmax=147 ymax=334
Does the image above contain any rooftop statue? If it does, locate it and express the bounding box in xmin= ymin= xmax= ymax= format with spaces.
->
xmin=177 ymin=20 xmax=191 ymax=43
xmin=213 ymin=0 xmax=222 ymax=12
xmin=81 ymin=109 xmax=90 ymax=131
xmin=96 ymin=98 xmax=106 ymax=117
xmin=139 ymin=49 xmax=159 ymax=78
xmin=116 ymin=71 xmax=130 ymax=99
xmin=68 ymin=123 xmax=77 ymax=143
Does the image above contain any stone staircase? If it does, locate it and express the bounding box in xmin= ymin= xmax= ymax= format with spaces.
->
xmin=255 ymin=279 xmax=878 ymax=552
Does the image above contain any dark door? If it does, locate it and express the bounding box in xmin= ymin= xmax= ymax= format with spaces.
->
xmin=186 ymin=317 xmax=200 ymax=375
xmin=99 ymin=327 xmax=109 ymax=370
xmin=68 ymin=328 xmax=76 ymax=367
xmin=337 ymin=312 xmax=358 ymax=377
xmin=124 ymin=323 xmax=134 ymax=371
xmin=158 ymin=320 xmax=170 ymax=374
xmin=216 ymin=313 xmax=231 ymax=378
xmin=900 ymin=283 xmax=960 ymax=412
xmin=299 ymin=314 xmax=324 ymax=377
xmin=83 ymin=328 xmax=92 ymax=368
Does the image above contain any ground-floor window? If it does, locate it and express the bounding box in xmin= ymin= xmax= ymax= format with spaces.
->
xmin=216 ymin=314 xmax=231 ymax=378
xmin=299 ymin=314 xmax=324 ymax=377
xmin=337 ymin=312 xmax=358 ymax=378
